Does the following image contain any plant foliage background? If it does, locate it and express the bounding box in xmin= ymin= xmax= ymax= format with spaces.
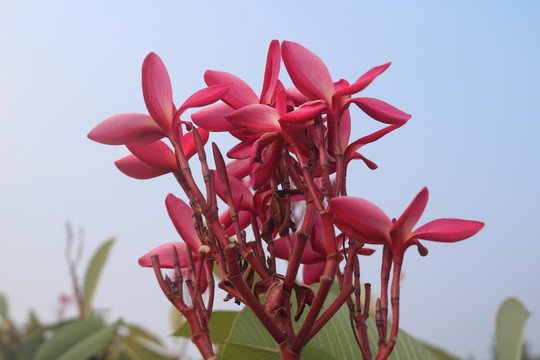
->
xmin=0 ymin=1 xmax=538 ymax=359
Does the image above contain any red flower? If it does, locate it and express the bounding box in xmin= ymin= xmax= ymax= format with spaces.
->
xmin=138 ymin=194 xmax=208 ymax=292
xmin=88 ymin=52 xmax=220 ymax=179
xmin=281 ymin=41 xmax=411 ymax=126
xmin=329 ymin=187 xmax=484 ymax=263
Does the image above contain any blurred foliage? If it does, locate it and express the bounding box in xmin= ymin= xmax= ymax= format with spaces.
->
xmin=0 ymin=238 xmax=173 ymax=360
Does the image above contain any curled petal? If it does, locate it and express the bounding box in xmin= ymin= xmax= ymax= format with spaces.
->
xmin=204 ymin=70 xmax=259 ymax=108
xmin=227 ymin=141 xmax=253 ymax=159
xmin=115 ymin=155 xmax=170 ymax=179
xmin=250 ymin=138 xmax=283 ymax=189
xmin=391 ymin=187 xmax=429 ymax=243
xmin=279 ymin=100 xmax=328 ymax=123
xmin=330 ymin=196 xmax=392 ymax=244
xmin=127 ymin=140 xmax=177 ymax=172
xmin=219 ymin=210 xmax=252 ymax=237
xmin=213 ymin=170 xmax=254 ymax=211
xmin=181 ymin=128 xmax=209 ymax=160
xmin=88 ymin=113 xmax=163 ymax=145
xmin=284 ymin=86 xmax=311 ymax=106
xmin=281 ymin=41 xmax=335 ymax=103
xmin=335 ymin=62 xmax=391 ymax=96
xmin=165 ymin=194 xmax=202 ymax=250
xmin=179 ymin=84 xmax=232 ymax=113
xmin=347 ymin=152 xmax=378 ymax=170
xmin=138 ymin=242 xmax=188 ymax=268
xmin=403 ymin=238 xmax=429 ymax=257
xmin=410 ymin=219 xmax=485 ymax=242
xmin=191 ymin=102 xmax=237 ymax=132
xmin=226 ymin=158 xmax=251 ymax=179
xmin=226 ymin=104 xmax=281 ymax=134
xmin=348 ymin=97 xmax=411 ymax=124
xmin=260 ymin=40 xmax=281 ymax=105
xmin=142 ymin=53 xmax=174 ymax=132
xmin=344 ymin=123 xmax=404 ymax=161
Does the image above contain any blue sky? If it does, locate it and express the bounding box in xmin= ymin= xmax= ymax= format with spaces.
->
xmin=1 ymin=1 xmax=539 ymax=358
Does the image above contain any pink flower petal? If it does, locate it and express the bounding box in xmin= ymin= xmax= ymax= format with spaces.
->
xmin=303 ymin=262 xmax=326 ymax=285
xmin=226 ymin=158 xmax=251 ymax=179
xmin=250 ymin=138 xmax=283 ymax=189
xmin=138 ymin=242 xmax=189 ymax=268
xmin=335 ymin=62 xmax=391 ymax=96
xmin=284 ymin=86 xmax=311 ymax=106
xmin=127 ymin=140 xmax=177 ymax=171
xmin=330 ymin=196 xmax=392 ymax=244
xmin=227 ymin=141 xmax=253 ymax=159
xmin=181 ymin=128 xmax=209 ymax=160
xmin=260 ymin=40 xmax=281 ymax=105
xmin=191 ymin=102 xmax=237 ymax=132
xmin=213 ymin=170 xmax=254 ymax=211
xmin=281 ymin=41 xmax=335 ymax=103
xmin=219 ymin=210 xmax=252 ymax=237
xmin=410 ymin=218 xmax=484 ymax=242
xmin=391 ymin=188 xmax=429 ymax=244
xmin=88 ymin=113 xmax=163 ymax=145
xmin=279 ymin=100 xmax=328 ymax=123
xmin=204 ymin=70 xmax=259 ymax=108
xmin=165 ymin=194 xmax=202 ymax=251
xmin=335 ymin=109 xmax=351 ymax=153
xmin=348 ymin=97 xmax=411 ymax=124
xmin=179 ymin=84 xmax=232 ymax=113
xmin=226 ymin=104 xmax=281 ymax=134
xmin=347 ymin=152 xmax=378 ymax=170
xmin=115 ymin=155 xmax=170 ymax=179
xmin=142 ymin=53 xmax=175 ymax=132
xmin=344 ymin=123 xmax=404 ymax=162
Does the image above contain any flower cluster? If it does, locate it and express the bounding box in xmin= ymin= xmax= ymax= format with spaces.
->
xmin=88 ymin=40 xmax=483 ymax=360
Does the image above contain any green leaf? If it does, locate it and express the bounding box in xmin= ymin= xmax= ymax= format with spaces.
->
xmin=169 ymin=306 xmax=186 ymax=335
xmin=173 ymin=310 xmax=240 ymax=346
xmin=0 ymin=292 xmax=8 ymax=318
xmin=55 ymin=320 xmax=121 ymax=360
xmin=420 ymin=342 xmax=462 ymax=360
xmin=118 ymin=337 xmax=172 ymax=360
xmin=82 ymin=238 xmax=115 ymax=317
xmin=495 ymin=297 xmax=530 ymax=360
xmin=123 ymin=323 xmax=162 ymax=346
xmin=221 ymin=283 xmax=439 ymax=360
xmin=33 ymin=318 xmax=105 ymax=360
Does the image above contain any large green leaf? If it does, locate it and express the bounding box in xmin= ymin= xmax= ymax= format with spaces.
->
xmin=124 ymin=323 xmax=163 ymax=346
xmin=420 ymin=342 xmax=462 ymax=360
xmin=221 ymin=283 xmax=439 ymax=359
xmin=82 ymin=238 xmax=115 ymax=318
xmin=117 ymin=337 xmax=172 ymax=360
xmin=33 ymin=318 xmax=105 ymax=360
xmin=55 ymin=320 xmax=121 ymax=360
xmin=495 ymin=297 xmax=530 ymax=360
xmin=173 ymin=310 xmax=240 ymax=346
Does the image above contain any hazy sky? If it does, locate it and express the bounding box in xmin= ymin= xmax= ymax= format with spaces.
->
xmin=1 ymin=1 xmax=539 ymax=359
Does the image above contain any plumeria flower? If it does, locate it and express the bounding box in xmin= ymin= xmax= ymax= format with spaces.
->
xmin=281 ymin=41 xmax=411 ymax=162
xmin=88 ymin=52 xmax=225 ymax=179
xmin=281 ymin=41 xmax=410 ymax=126
xmin=191 ymin=40 xmax=282 ymax=134
xmin=138 ymin=194 xmax=209 ymax=292
xmin=329 ymin=187 xmax=484 ymax=264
